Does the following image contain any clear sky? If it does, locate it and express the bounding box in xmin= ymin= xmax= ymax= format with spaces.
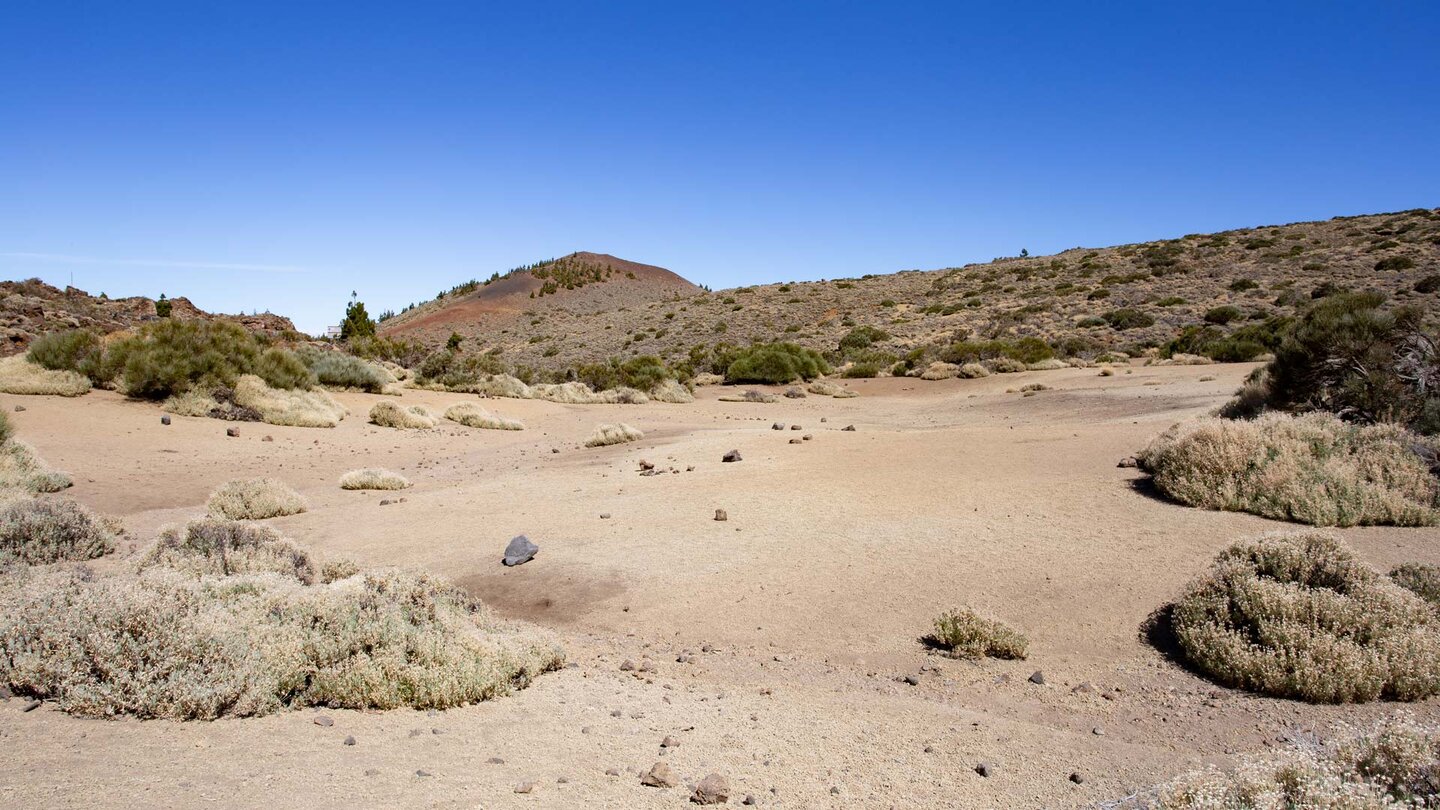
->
xmin=3 ymin=2 xmax=1437 ymax=334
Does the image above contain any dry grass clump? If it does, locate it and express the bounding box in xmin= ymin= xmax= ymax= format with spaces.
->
xmin=920 ymin=362 xmax=959 ymax=380
xmin=0 ymin=547 xmax=565 ymax=718
xmin=585 ymin=423 xmax=643 ymax=447
xmin=1137 ymin=412 xmax=1440 ymax=527
xmin=1154 ymin=714 xmax=1440 ymax=808
xmin=1390 ymin=563 xmax=1440 ymax=608
xmin=161 ymin=388 xmax=222 ymax=417
xmin=444 ymin=402 xmax=524 ymax=431
xmin=0 ymin=355 xmax=91 ymax=397
xmin=1148 ymin=352 xmax=1215 ymax=366
xmin=928 ymin=608 xmax=1028 ymax=660
xmin=232 ymin=375 xmax=346 ymax=428
xmin=206 ymin=478 xmax=307 ymax=520
xmin=1172 ymin=531 xmax=1440 ymax=703
xmin=986 ymin=357 xmax=1027 ymax=373
xmin=958 ymin=362 xmax=991 ymax=379
xmin=338 ymin=468 xmax=412 ymax=491
xmin=141 ymin=519 xmax=316 ymax=582
xmin=649 ymin=378 xmax=695 ymax=403
xmin=369 ymin=400 xmax=438 ymax=429
xmin=0 ymin=439 xmax=72 ymax=495
xmin=692 ymin=373 xmax=724 ymax=386
xmin=0 ymin=498 xmax=116 ymax=564
xmin=472 ymin=374 xmax=533 ymax=399
xmin=531 ymin=382 xmax=650 ymax=404
xmin=1025 ymin=358 xmax=1068 ymax=371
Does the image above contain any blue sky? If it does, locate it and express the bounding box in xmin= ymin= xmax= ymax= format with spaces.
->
xmin=3 ymin=2 xmax=1437 ymax=334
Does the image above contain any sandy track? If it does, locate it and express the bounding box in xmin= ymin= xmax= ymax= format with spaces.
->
xmin=2 ymin=363 xmax=1437 ymax=809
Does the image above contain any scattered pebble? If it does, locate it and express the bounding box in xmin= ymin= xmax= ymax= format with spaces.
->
xmin=692 ymin=773 xmax=731 ymax=805
xmin=715 ymin=509 xmax=727 ymax=521
xmin=975 ymin=763 xmax=994 ymax=778
xmin=722 ymin=449 xmax=742 ymax=462
xmin=1029 ymin=671 xmax=1046 ymax=685
xmin=313 ymin=715 xmax=334 ymax=727
xmin=640 ymin=761 xmax=678 ymax=788
xmin=343 ymin=735 xmax=356 ymax=746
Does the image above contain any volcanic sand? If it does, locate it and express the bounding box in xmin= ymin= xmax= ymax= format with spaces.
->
xmin=2 ymin=361 xmax=1437 ymax=809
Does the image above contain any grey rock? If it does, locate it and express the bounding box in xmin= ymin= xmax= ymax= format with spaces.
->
xmin=159 ymin=414 xmax=169 ymax=425
xmin=903 ymin=675 xmax=919 ymax=686
xmin=771 ymin=422 xmax=784 ymax=431
xmin=743 ymin=795 xmax=757 ymax=805
xmin=514 ymin=782 xmax=536 ymax=794
xmin=503 ymin=535 xmax=538 ymax=566
xmin=600 ymin=513 xmax=611 ymax=519
xmin=619 ymin=659 xmax=636 ymax=671
xmin=605 ymin=768 xmax=621 ymax=777
xmin=1117 ymin=456 xmax=1139 ymax=468
xmin=975 ymin=763 xmax=994 ymax=778
xmin=788 ymin=438 xmax=802 ymax=444
xmin=487 ymin=757 xmax=505 ymax=764
xmin=714 ymin=509 xmax=728 ymax=521
xmin=789 ymin=424 xmax=801 ymax=430
xmin=13 ymin=405 xmax=25 ymax=412
xmin=343 ymin=735 xmax=356 ymax=746
xmin=313 ymin=715 xmax=334 ymax=727
xmin=692 ymin=773 xmax=730 ymax=804
xmin=661 ymin=735 xmax=680 ymax=748
xmin=415 ymin=770 xmax=432 ymax=777
xmin=722 ymin=450 xmax=742 ymax=462
xmin=22 ymin=699 xmax=42 ymax=712
xmin=1029 ymin=671 xmax=1046 ymax=685
xmin=226 ymin=427 xmax=240 ymax=437
xmin=841 ymin=425 xmax=856 ymax=431
xmin=1069 ymin=772 xmax=1085 ymax=784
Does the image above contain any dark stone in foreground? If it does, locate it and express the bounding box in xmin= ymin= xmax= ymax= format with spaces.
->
xmin=640 ymin=761 xmax=678 ymax=788
xmin=22 ymin=699 xmax=41 ymax=712
xmin=503 ymin=535 xmax=538 ymax=566
xmin=975 ymin=763 xmax=993 ymax=777
xmin=226 ymin=427 xmax=239 ymax=437
xmin=841 ymin=425 xmax=856 ymax=431
xmin=722 ymin=450 xmax=742 ymax=462
xmin=1029 ymin=671 xmax=1046 ymax=685
xmin=160 ymin=414 xmax=170 ymax=425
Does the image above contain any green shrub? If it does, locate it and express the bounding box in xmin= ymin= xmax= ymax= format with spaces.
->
xmin=1415 ymin=274 xmax=1440 ymax=294
xmin=842 ymin=362 xmax=880 ymax=378
xmin=1375 ymin=256 xmax=1415 ymax=272
xmin=1171 ymin=532 xmax=1440 ymax=703
xmin=107 ymin=319 xmax=263 ymax=400
xmin=838 ymin=326 xmax=889 ymax=353
xmin=1103 ymin=308 xmax=1155 ymax=330
xmin=253 ymin=347 xmax=314 ymax=390
xmin=929 ymin=608 xmax=1027 ymax=660
xmin=295 ymin=347 xmax=387 ymax=392
xmin=1203 ymin=305 xmax=1243 ymax=325
xmin=26 ymin=330 xmax=112 ymax=382
xmin=1138 ymin=412 xmax=1439 ymax=527
xmin=1156 ymin=296 xmax=1187 ymax=307
xmin=1228 ymin=279 xmax=1259 ymax=292
xmin=1261 ymin=292 xmax=1437 ymax=433
xmin=576 ymin=356 xmax=672 ymax=392
xmin=723 ymin=343 xmax=829 ymax=384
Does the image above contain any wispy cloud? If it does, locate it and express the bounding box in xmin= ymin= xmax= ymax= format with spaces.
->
xmin=1 ymin=252 xmax=309 ymax=274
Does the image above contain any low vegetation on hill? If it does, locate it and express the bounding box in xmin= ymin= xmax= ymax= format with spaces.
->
xmin=1170 ymin=532 xmax=1440 ymax=703
xmin=206 ymin=478 xmax=308 ymax=520
xmin=927 ymin=608 xmax=1028 ymax=660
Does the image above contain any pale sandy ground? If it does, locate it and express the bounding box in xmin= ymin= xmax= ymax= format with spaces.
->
xmin=1 ymin=362 xmax=1437 ymax=809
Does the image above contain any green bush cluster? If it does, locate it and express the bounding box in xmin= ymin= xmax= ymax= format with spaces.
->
xmin=938 ymin=336 xmax=1054 ymax=365
xmin=1102 ymin=308 xmax=1155 ymax=330
xmin=575 ymin=356 xmax=675 ymax=392
xmin=297 ymin=347 xmax=387 ymax=392
xmin=27 ymin=330 xmax=112 ymax=382
xmin=723 ymin=343 xmax=830 ymax=384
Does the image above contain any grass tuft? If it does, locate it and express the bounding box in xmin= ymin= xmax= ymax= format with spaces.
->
xmin=928 ymin=607 xmax=1028 ymax=660
xmin=0 ymin=356 xmax=91 ymax=397
xmin=206 ymin=478 xmax=307 ymax=520
xmin=585 ymin=423 xmax=643 ymax=447
xmin=369 ymin=400 xmax=438 ymax=429
xmin=0 ymin=498 xmax=115 ymax=564
xmin=444 ymin=402 xmax=523 ymax=430
xmin=338 ymin=468 xmax=413 ymax=490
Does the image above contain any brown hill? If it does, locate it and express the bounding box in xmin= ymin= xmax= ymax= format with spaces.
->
xmin=378 ymin=252 xmax=702 ymax=346
xmin=377 ymin=208 xmax=1440 ymax=373
xmin=0 ymin=278 xmax=297 ymax=354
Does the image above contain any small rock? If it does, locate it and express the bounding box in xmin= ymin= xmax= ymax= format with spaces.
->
xmin=502 ymin=534 xmax=538 ymax=567
xmin=415 ymin=770 xmax=432 ymax=777
xmin=802 ymin=434 xmax=812 ymax=441
xmin=743 ymin=795 xmax=757 ymax=806
xmin=975 ymin=763 xmax=994 ymax=778
xmin=226 ymin=427 xmax=240 ymax=437
xmin=788 ymin=438 xmax=801 ymax=444
xmin=789 ymin=424 xmax=801 ymax=430
xmin=1069 ymin=772 xmax=1085 ymax=784
xmin=600 ymin=512 xmax=611 ymax=519
xmin=487 ymin=757 xmax=505 ymax=764
xmin=605 ymin=768 xmax=621 ymax=777
xmin=714 ymin=508 xmax=728 ymax=521
xmin=841 ymin=425 xmax=856 ymax=432
xmin=722 ymin=450 xmax=742 ymax=463
xmin=820 ymin=417 xmax=827 ymax=422
xmin=783 ymin=387 xmax=806 ymax=398
xmin=514 ymin=782 xmax=536 ymax=794
xmin=262 ymin=435 xmax=274 ymax=442
xmin=771 ymin=422 xmax=784 ymax=431
xmin=903 ymin=675 xmax=919 ymax=686
xmin=22 ymin=699 xmax=42 ymax=712
xmin=1071 ymin=682 xmax=1095 ymax=695
xmin=619 ymin=660 xmax=636 ymax=671
xmin=313 ymin=715 xmax=334 ymax=727
xmin=1092 ymin=726 xmax=1105 ymax=736
xmin=638 ymin=658 xmax=655 ymax=672
xmin=640 ymin=761 xmax=678 ymax=788
xmin=13 ymin=405 xmax=26 ymax=412
xmin=159 ymin=414 xmax=170 ymax=425
xmin=661 ymin=735 xmax=680 ymax=748
xmin=1029 ymin=671 xmax=1046 ymax=685
xmin=829 ymin=786 xmax=841 ymax=795
xmin=379 ymin=499 xmax=392 ymax=506
xmin=343 ymin=735 xmax=356 ymax=746
xmin=691 ymin=773 xmax=730 ymax=805
xmin=1117 ymin=456 xmax=1139 ymax=468
xmin=639 ymin=459 xmax=655 ymax=470
xmin=923 ymin=745 xmax=936 ymax=753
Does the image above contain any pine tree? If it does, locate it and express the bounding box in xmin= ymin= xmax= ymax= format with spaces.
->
xmin=340 ymin=296 xmax=376 ymax=340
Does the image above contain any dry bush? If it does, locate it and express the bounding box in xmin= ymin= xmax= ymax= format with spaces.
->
xmin=1390 ymin=563 xmax=1440 ymax=607
xmin=206 ymin=478 xmax=307 ymax=520
xmin=232 ymin=375 xmax=346 ymax=428
xmin=0 ymin=555 xmax=565 ymax=719
xmin=986 ymin=357 xmax=1027 ymax=373
xmin=338 ymin=468 xmax=412 ymax=490
xmin=0 ymin=356 xmax=91 ymax=397
xmin=161 ymin=388 xmax=221 ymax=417
xmin=1154 ymin=713 xmax=1440 ymax=808
xmin=1137 ymin=412 xmax=1440 ymax=527
xmin=0 ymin=498 xmax=115 ymax=564
xmin=142 ymin=519 xmax=315 ymax=582
xmin=369 ymin=400 xmax=438 ymax=429
xmin=649 ymin=378 xmax=695 ymax=403
xmin=1149 ymin=353 xmax=1215 ymax=366
xmin=958 ymin=362 xmax=991 ymax=379
xmin=585 ymin=423 xmax=643 ymax=447
xmin=929 ymin=608 xmax=1028 ymax=660
xmin=444 ymin=402 xmax=523 ymax=431
xmin=1172 ymin=532 xmax=1440 ymax=703
xmin=531 ymin=382 xmax=650 ymax=404
xmin=0 ymin=438 xmax=72 ymax=495
xmin=920 ymin=362 xmax=959 ymax=380
xmin=1099 ymin=367 xmax=1116 ymax=377
xmin=1025 ymin=358 xmax=1068 ymax=371
xmin=692 ymin=373 xmax=724 ymax=386
xmin=472 ymin=374 xmax=532 ymax=399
